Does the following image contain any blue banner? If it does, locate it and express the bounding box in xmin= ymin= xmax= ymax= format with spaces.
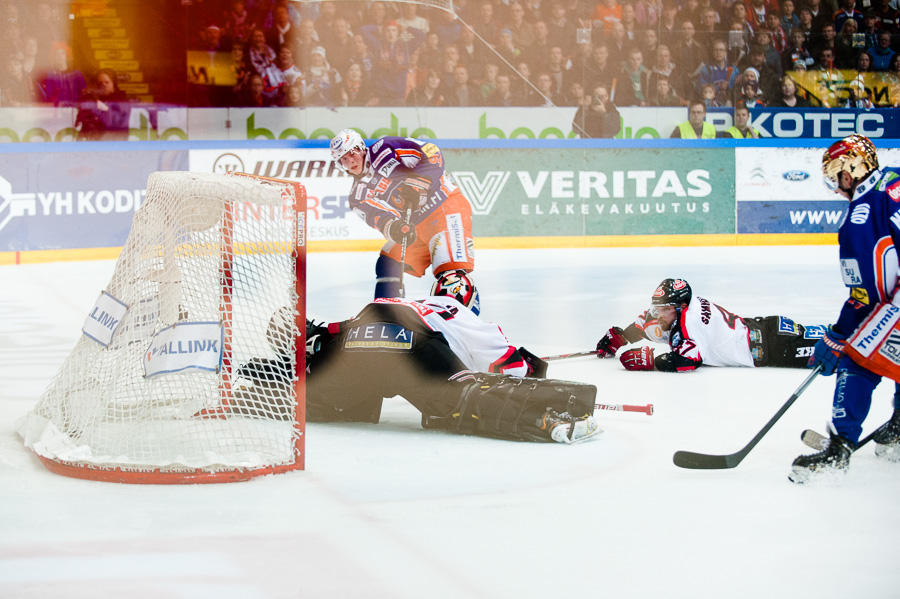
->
xmin=748 ymin=108 xmax=891 ymax=140
xmin=738 ymin=200 xmax=847 ymax=234
xmin=0 ymin=149 xmax=188 ymax=251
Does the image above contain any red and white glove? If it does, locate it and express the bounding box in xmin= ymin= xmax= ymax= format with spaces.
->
xmin=620 ymin=346 xmax=655 ymax=371
xmin=596 ymin=326 xmax=627 ymax=358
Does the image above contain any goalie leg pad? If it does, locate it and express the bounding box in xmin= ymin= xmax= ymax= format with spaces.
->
xmin=424 ymin=373 xmax=597 ymax=442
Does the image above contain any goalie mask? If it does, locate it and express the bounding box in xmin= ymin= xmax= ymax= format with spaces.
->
xmin=650 ymin=278 xmax=692 ymax=316
xmin=330 ymin=128 xmax=369 ymax=176
xmin=431 ymin=271 xmax=481 ymax=316
xmin=822 ymin=134 xmax=879 ymax=194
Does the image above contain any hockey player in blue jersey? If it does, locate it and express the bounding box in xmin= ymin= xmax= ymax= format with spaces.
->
xmin=329 ymin=129 xmax=476 ymax=300
xmin=791 ymin=134 xmax=900 ymax=483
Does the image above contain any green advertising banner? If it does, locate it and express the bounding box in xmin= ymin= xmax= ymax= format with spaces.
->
xmin=446 ymin=148 xmax=735 ymax=237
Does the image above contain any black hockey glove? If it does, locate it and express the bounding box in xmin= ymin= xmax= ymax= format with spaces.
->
xmin=398 ymin=175 xmax=431 ymax=209
xmin=384 ymin=218 xmax=417 ymax=245
xmin=596 ymin=326 xmax=627 ymax=358
xmin=518 ymin=346 xmax=549 ymax=378
xmin=306 ymin=320 xmax=332 ymax=358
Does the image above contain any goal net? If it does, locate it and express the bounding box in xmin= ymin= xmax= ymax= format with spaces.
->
xmin=19 ymin=172 xmax=307 ymax=484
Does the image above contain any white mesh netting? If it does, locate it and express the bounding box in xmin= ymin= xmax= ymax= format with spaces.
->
xmin=19 ymin=172 xmax=306 ymax=483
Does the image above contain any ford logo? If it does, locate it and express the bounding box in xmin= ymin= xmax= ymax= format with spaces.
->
xmin=782 ymin=170 xmax=810 ymax=181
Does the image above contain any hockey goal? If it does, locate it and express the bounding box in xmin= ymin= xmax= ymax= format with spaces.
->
xmin=19 ymin=171 xmax=307 ymax=484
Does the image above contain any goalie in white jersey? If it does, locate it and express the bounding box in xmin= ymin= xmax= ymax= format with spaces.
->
xmin=237 ymin=272 xmax=600 ymax=444
xmin=595 ymin=278 xmax=826 ymax=372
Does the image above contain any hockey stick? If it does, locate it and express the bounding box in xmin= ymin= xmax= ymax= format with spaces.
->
xmin=595 ymin=402 xmax=654 ymax=416
xmin=542 ymin=350 xmax=601 ymax=361
xmin=800 ymin=420 xmax=891 ymax=451
xmin=397 ymin=203 xmax=414 ymax=298
xmin=673 ymin=365 xmax=822 ymax=470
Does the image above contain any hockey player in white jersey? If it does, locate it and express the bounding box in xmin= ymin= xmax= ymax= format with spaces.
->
xmin=237 ymin=272 xmax=601 ymax=444
xmin=595 ymin=278 xmax=825 ymax=372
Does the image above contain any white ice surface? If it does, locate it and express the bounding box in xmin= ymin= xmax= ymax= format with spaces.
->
xmin=1 ymin=246 xmax=898 ymax=599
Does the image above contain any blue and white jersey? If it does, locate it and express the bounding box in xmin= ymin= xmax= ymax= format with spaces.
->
xmin=346 ymin=136 xmax=459 ymax=234
xmin=833 ymin=167 xmax=900 ymax=336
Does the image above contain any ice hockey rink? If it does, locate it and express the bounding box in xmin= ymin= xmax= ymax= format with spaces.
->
xmin=1 ymin=244 xmax=898 ymax=599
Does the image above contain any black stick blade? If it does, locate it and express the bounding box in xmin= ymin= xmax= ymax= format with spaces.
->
xmin=673 ymin=450 xmax=742 ymax=470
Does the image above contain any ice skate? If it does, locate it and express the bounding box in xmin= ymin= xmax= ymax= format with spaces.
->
xmin=789 ymin=423 xmax=854 ymax=484
xmin=538 ymin=409 xmax=602 ymax=444
xmin=873 ymin=409 xmax=900 ymax=461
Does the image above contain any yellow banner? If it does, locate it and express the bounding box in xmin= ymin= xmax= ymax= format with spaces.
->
xmin=789 ymin=70 xmax=900 ymax=107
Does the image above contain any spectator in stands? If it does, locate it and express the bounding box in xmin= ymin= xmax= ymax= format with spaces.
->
xmin=730 ymin=2 xmax=754 ymax=44
xmin=334 ymin=61 xmax=377 ymax=106
xmin=506 ymin=2 xmax=534 ymax=48
xmin=479 ymin=63 xmax=499 ymax=103
xmin=407 ymin=67 xmax=444 ymax=106
xmin=719 ymin=103 xmax=760 ymax=138
xmin=291 ymin=19 xmax=320 ymax=74
xmin=735 ymin=78 xmax=766 ymax=107
xmin=766 ymin=13 xmax=788 ymax=53
xmin=248 ymin=28 xmax=278 ymax=81
xmin=672 ymin=20 xmax=708 ymax=79
xmin=621 ymin=3 xmax=640 ymax=43
xmin=75 ymin=68 xmax=130 ymax=140
xmin=40 ymin=43 xmax=86 ymax=106
xmin=656 ymin=0 xmax=680 ymax=49
xmin=496 ymin=28 xmax=523 ymax=69
xmin=593 ymin=0 xmax=622 ymax=30
xmin=796 ymin=7 xmax=816 ymax=39
xmin=740 ymin=45 xmax=780 ymax=99
xmin=486 ymin=72 xmax=519 ymax=106
xmin=457 ymin=26 xmax=487 ymax=80
xmin=316 ymin=2 xmax=341 ymax=33
xmin=304 ymin=46 xmax=341 ymax=106
xmin=238 ymin=73 xmax=277 ymax=106
xmin=565 ymin=79 xmax=587 ymax=106
xmin=397 ymin=3 xmax=429 ymax=38
xmin=433 ymin=9 xmax=461 ymax=46
xmin=861 ymin=10 xmax=881 ymax=49
xmin=696 ymin=39 xmax=738 ymax=105
xmin=834 ymin=0 xmax=864 ymax=33
xmin=572 ymin=84 xmax=621 ymax=138
xmin=807 ymin=0 xmax=833 ymax=35
xmin=769 ymin=74 xmax=811 ymax=106
xmin=616 ymin=48 xmax=650 ymax=106
xmin=265 ymin=3 xmax=296 ymax=51
xmin=349 ymin=33 xmax=374 ymax=76
xmin=223 ymin=0 xmax=257 ymax=48
xmin=444 ymin=63 xmax=482 ymax=106
xmin=548 ymin=2 xmax=577 ymax=55
xmin=360 ymin=1 xmax=390 ymax=29
xmin=727 ymin=21 xmax=751 ymax=66
xmin=580 ymin=43 xmax=615 ymax=91
xmin=285 ymin=80 xmax=304 ymax=107
xmin=745 ymin=0 xmax=772 ymax=31
xmin=781 ymin=0 xmax=801 ymax=34
xmin=524 ymin=21 xmax=553 ymax=74
xmin=511 ymin=61 xmax=535 ymax=103
xmin=635 ymin=0 xmax=663 ymax=28
xmin=648 ymin=75 xmax=684 ymax=105
xmin=810 ymin=21 xmax=837 ymax=61
xmin=680 ymin=0 xmax=703 ymax=28
xmin=0 ymin=50 xmax=38 ymax=107
xmin=472 ymin=1 xmax=502 ymax=46
xmin=873 ymin=0 xmax=900 ymax=32
xmin=323 ymin=17 xmax=356 ymax=78
xmin=419 ymin=31 xmax=444 ymax=72
xmin=269 ymin=45 xmax=303 ymax=102
xmin=547 ymin=45 xmax=570 ymax=97
xmin=648 ymin=44 xmax=686 ymax=100
xmin=527 ymin=71 xmax=561 ymax=105
xmin=856 ymin=49 xmax=875 ymax=75
xmin=699 ymin=82 xmax=721 ymax=106
xmin=835 ymin=18 xmax=864 ymax=68
xmin=782 ymin=29 xmax=817 ymax=72
xmin=606 ymin=21 xmax=631 ymax=65
xmin=640 ymin=29 xmax=661 ymax=63
xmin=362 ymin=19 xmax=424 ymax=106
xmin=753 ymin=28 xmax=784 ymax=76
xmin=697 ymin=7 xmax=722 ymax=50
xmin=670 ymin=99 xmax=716 ymax=138
xmin=871 ymin=31 xmax=896 ymax=70
xmin=21 ymin=35 xmax=41 ymax=80
xmin=440 ymin=44 xmax=462 ymax=82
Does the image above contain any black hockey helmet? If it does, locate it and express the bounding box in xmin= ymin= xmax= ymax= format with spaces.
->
xmin=651 ymin=278 xmax=692 ymax=310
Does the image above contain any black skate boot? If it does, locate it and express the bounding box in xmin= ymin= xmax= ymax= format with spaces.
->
xmin=873 ymin=409 xmax=900 ymax=461
xmin=789 ymin=424 xmax=855 ymax=484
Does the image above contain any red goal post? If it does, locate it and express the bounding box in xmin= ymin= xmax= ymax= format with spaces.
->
xmin=19 ymin=172 xmax=307 ymax=484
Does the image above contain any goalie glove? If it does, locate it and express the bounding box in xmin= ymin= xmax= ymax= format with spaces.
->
xmin=383 ymin=218 xmax=417 ymax=245
xmin=809 ymin=326 xmax=846 ymax=376
xmin=620 ymin=346 xmax=655 ymax=371
xmin=596 ymin=326 xmax=627 ymax=358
